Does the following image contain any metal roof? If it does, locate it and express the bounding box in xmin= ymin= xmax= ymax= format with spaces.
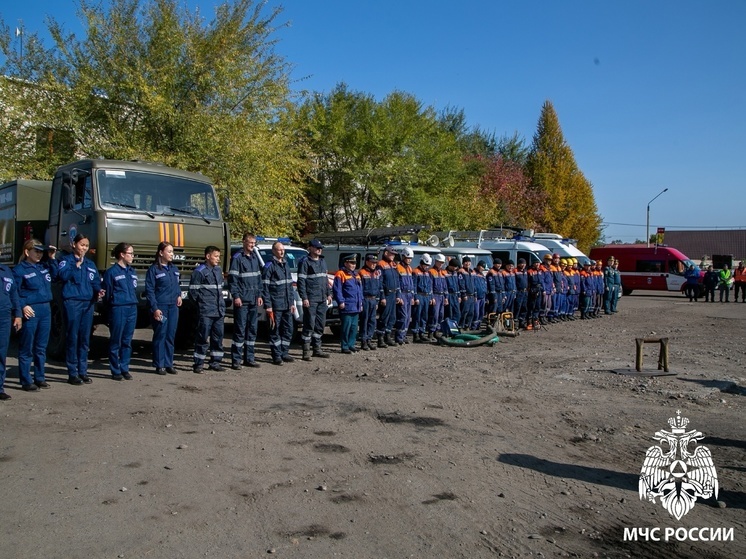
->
xmin=662 ymin=230 xmax=746 ymax=262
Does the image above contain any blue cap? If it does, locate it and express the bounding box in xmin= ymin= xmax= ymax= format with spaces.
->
xmin=309 ymin=239 xmax=324 ymax=249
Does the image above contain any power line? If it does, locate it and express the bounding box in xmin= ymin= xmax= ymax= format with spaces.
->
xmin=602 ymin=222 xmax=746 ymax=230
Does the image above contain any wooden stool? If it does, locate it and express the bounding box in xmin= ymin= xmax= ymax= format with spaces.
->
xmin=635 ymin=337 xmax=670 ymax=373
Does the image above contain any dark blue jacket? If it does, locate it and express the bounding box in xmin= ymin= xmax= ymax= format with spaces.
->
xmin=189 ymin=263 xmax=226 ymax=318
xmin=359 ymin=265 xmax=383 ymax=298
xmin=332 ymin=269 xmax=362 ymax=314
xmin=145 ymin=263 xmax=181 ymax=312
xmin=473 ymin=271 xmax=487 ymax=298
xmin=376 ymin=260 xmax=400 ymax=297
xmin=57 ymin=253 xmax=102 ymax=302
xmin=13 ymin=260 xmax=54 ymax=306
xmin=486 ymin=268 xmax=504 ymax=294
xmin=445 ymin=270 xmax=460 ymax=295
xmin=228 ymin=250 xmax=262 ymax=303
xmin=503 ymin=270 xmax=516 ymax=292
xmin=413 ymin=267 xmax=433 ymax=295
xmin=458 ymin=268 xmax=476 ymax=297
xmin=297 ymin=255 xmax=330 ymax=303
xmin=103 ymin=263 xmax=138 ymax=307
xmin=262 ymin=258 xmax=294 ymax=311
xmin=514 ymin=268 xmax=528 ymax=291
xmin=0 ymin=264 xmax=22 ymax=318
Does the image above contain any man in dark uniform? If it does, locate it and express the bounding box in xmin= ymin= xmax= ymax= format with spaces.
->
xmin=458 ymin=257 xmax=476 ymax=329
xmin=513 ymin=258 xmax=529 ymax=329
xmin=376 ymin=245 xmax=401 ymax=348
xmin=358 ymin=253 xmax=382 ymax=350
xmin=445 ymin=258 xmax=461 ymax=324
xmin=190 ymin=246 xmax=226 ymax=373
xmin=229 ymin=233 xmax=263 ymax=369
xmin=262 ymin=241 xmax=297 ymax=365
xmin=297 ymin=239 xmax=331 ymax=361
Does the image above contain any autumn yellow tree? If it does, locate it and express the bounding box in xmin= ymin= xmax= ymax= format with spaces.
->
xmin=526 ymin=101 xmax=602 ymax=251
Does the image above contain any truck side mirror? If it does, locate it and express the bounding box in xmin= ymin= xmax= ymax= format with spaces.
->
xmin=62 ymin=172 xmax=74 ymax=211
xmin=223 ymin=196 xmax=231 ymax=219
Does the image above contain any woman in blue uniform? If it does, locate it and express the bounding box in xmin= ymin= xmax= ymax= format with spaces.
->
xmin=13 ymin=239 xmax=56 ymax=391
xmin=145 ymin=242 xmax=182 ymax=375
xmin=0 ymin=259 xmax=22 ymax=400
xmin=103 ymin=242 xmax=138 ymax=381
xmin=57 ymin=233 xmax=104 ymax=385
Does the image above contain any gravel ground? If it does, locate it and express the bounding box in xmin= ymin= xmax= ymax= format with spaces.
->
xmin=1 ymin=291 xmax=744 ymax=558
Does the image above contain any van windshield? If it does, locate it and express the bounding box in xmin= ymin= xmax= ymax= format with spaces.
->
xmin=97 ymin=169 xmax=220 ymax=219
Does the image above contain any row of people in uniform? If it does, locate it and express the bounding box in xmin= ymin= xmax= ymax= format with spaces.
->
xmin=0 ymin=236 xmax=184 ymax=399
xmin=0 ymin=235 xmax=623 ymax=401
xmin=331 ymin=248 xmax=622 ymax=351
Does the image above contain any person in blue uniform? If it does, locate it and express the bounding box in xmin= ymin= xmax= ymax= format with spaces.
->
xmin=358 ymin=253 xmax=382 ymax=351
xmin=57 ymin=233 xmax=104 ymax=385
xmin=444 ymin=259 xmax=461 ymax=324
xmin=486 ymin=259 xmax=505 ymax=318
xmin=190 ymin=246 xmax=226 ymax=373
xmin=262 ymin=241 xmax=297 ymax=365
xmin=145 ymin=241 xmax=182 ymax=375
xmin=375 ymin=246 xmax=401 ymax=348
xmin=228 ymin=233 xmax=263 ymax=369
xmin=332 ymin=254 xmax=363 ymax=354
xmin=412 ymin=254 xmax=433 ymax=343
xmin=103 ymin=242 xmax=138 ymax=380
xmin=13 ymin=239 xmax=56 ymax=392
xmin=0 ymin=252 xmax=24 ymax=399
xmin=458 ymin=257 xmax=476 ymax=329
xmin=395 ymin=247 xmax=415 ymax=345
xmin=513 ymin=258 xmax=529 ymax=329
xmin=472 ymin=260 xmax=488 ymax=329
xmin=502 ymin=260 xmax=516 ymax=317
xmin=297 ymin=239 xmax=331 ymax=361
xmin=428 ymin=254 xmax=449 ymax=339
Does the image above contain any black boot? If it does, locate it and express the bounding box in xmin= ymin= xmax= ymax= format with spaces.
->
xmin=377 ymin=334 xmax=388 ymax=348
xmin=385 ymin=332 xmax=396 ymax=346
xmin=302 ymin=344 xmax=312 ymax=362
xmin=313 ymin=347 xmax=330 ymax=358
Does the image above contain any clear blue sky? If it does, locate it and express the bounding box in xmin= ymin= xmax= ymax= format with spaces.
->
xmin=3 ymin=1 xmax=745 ymax=242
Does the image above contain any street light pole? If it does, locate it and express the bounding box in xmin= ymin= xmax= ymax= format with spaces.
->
xmin=646 ymin=188 xmax=668 ymax=247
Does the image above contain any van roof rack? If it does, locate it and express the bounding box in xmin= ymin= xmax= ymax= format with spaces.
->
xmin=312 ymin=225 xmax=427 ymax=247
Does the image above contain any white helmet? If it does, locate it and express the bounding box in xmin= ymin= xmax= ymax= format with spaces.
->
xmin=421 ymin=253 xmax=432 ymax=266
xmin=401 ymin=247 xmax=414 ymax=259
xmin=434 ymin=253 xmax=446 ymax=263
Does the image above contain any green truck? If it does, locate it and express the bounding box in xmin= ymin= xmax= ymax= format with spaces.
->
xmin=1 ymin=159 xmax=231 ymax=357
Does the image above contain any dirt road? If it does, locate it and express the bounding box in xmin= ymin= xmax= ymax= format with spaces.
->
xmin=1 ymin=292 xmax=744 ymax=558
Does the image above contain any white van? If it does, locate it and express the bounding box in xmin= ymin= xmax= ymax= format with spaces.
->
xmin=531 ymin=232 xmax=591 ymax=266
xmin=440 ymin=246 xmax=494 ymax=268
xmin=433 ymin=230 xmax=550 ymax=266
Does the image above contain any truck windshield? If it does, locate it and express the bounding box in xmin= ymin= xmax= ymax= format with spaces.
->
xmin=97 ymin=169 xmax=220 ymax=219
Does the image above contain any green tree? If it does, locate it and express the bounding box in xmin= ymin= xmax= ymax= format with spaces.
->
xmin=526 ymin=100 xmax=602 ymax=252
xmin=296 ymin=84 xmax=475 ymax=232
xmin=0 ymin=0 xmax=309 ymax=235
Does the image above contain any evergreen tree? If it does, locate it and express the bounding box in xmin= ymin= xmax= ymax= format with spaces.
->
xmin=526 ymin=100 xmax=602 ymax=251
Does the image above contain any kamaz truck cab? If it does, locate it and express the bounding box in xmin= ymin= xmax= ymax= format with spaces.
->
xmin=46 ymin=159 xmax=230 ymax=355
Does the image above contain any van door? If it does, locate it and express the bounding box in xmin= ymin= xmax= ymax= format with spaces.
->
xmin=665 ymin=259 xmax=686 ymax=291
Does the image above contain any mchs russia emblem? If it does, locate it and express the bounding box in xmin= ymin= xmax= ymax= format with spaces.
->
xmin=639 ymin=411 xmax=718 ymax=520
